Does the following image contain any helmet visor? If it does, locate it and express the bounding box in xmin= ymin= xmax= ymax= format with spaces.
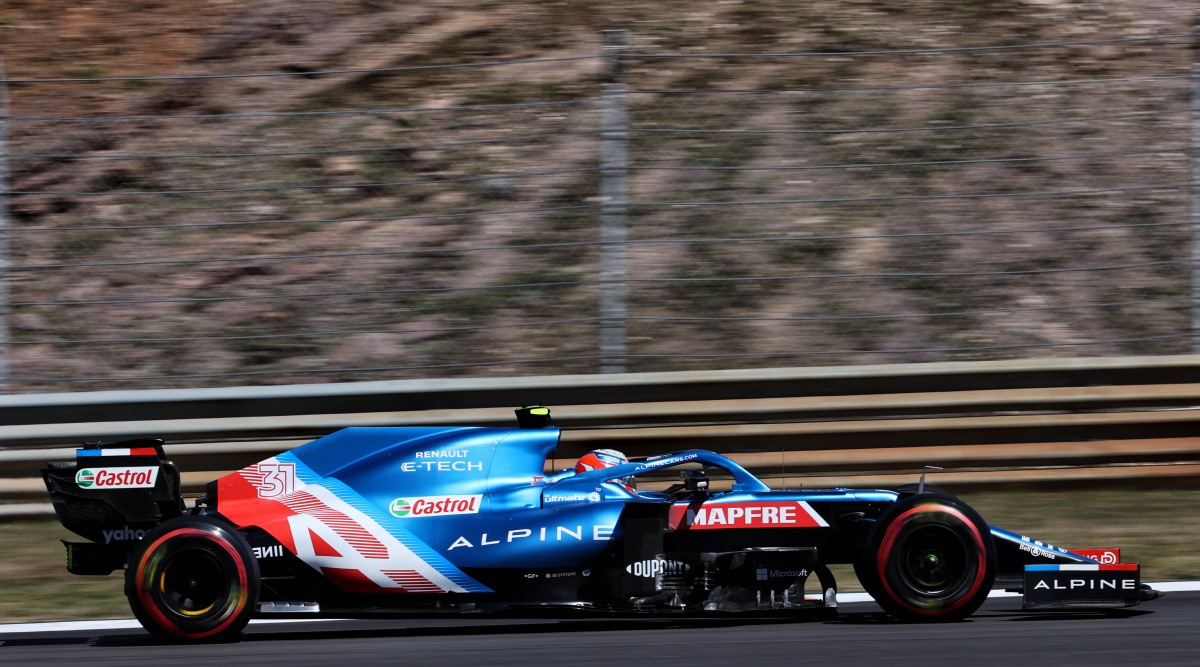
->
xmin=613 ymin=475 xmax=636 ymax=490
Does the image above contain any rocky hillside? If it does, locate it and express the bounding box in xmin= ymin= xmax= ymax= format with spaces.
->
xmin=0 ymin=0 xmax=1195 ymax=391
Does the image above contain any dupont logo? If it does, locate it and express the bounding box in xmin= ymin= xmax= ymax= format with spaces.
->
xmin=626 ymin=559 xmax=690 ymax=578
xmin=75 ymin=467 xmax=159 ymax=489
xmin=389 ymin=495 xmax=481 ymax=518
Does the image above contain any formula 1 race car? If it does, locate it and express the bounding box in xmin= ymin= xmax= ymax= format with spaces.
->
xmin=42 ymin=407 xmax=1162 ymax=642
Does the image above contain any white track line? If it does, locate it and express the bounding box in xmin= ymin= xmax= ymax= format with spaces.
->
xmin=0 ymin=616 xmax=341 ymax=634
xmin=2 ymin=581 xmax=1198 ymax=635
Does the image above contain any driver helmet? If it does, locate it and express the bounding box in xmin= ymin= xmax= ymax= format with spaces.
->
xmin=575 ymin=449 xmax=636 ymax=491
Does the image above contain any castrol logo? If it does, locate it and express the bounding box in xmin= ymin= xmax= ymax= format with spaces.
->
xmin=75 ymin=466 xmax=159 ymax=489
xmin=389 ymin=494 xmax=481 ymax=518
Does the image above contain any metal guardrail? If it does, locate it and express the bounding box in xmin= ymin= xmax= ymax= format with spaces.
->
xmin=2 ymin=354 xmax=1198 ymax=426
xmin=3 ymin=355 xmax=1200 ymax=518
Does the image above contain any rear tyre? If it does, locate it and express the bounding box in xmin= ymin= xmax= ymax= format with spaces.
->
xmin=859 ymin=494 xmax=995 ymax=622
xmin=125 ymin=515 xmax=259 ymax=643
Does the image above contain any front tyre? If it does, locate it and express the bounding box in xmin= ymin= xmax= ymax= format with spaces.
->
xmin=860 ymin=494 xmax=995 ymax=622
xmin=125 ymin=515 xmax=259 ymax=643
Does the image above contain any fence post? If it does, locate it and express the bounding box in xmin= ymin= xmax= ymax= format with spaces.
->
xmin=0 ymin=58 xmax=10 ymax=391
xmin=1192 ymin=14 xmax=1200 ymax=354
xmin=597 ymin=31 xmax=628 ymax=371
xmin=599 ymin=30 xmax=629 ymax=374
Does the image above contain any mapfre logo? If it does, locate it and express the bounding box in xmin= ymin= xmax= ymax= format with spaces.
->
xmin=668 ymin=500 xmax=830 ymax=530
xmin=75 ymin=467 xmax=158 ymax=489
xmin=389 ymin=495 xmax=481 ymax=518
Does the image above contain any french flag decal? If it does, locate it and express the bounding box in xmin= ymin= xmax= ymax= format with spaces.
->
xmin=77 ymin=448 xmax=159 ymax=457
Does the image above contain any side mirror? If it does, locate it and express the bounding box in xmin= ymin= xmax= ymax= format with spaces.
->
xmin=682 ymin=469 xmax=710 ymax=495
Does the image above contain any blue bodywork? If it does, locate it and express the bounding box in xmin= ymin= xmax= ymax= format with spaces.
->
xmin=228 ymin=423 xmax=1099 ymax=602
xmin=261 ymin=426 xmax=890 ymax=573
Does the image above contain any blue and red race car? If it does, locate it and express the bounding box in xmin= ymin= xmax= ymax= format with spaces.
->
xmin=42 ymin=407 xmax=1161 ymax=642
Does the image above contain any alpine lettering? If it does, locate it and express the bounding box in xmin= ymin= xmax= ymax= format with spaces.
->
xmin=75 ymin=466 xmax=159 ymax=489
xmin=253 ymin=544 xmax=286 ymax=559
xmin=1032 ymin=578 xmax=1136 ymax=590
xmin=447 ymin=524 xmax=616 ymax=550
xmin=389 ymin=495 xmax=481 ymax=518
xmin=1022 ymin=564 xmax=1141 ymax=607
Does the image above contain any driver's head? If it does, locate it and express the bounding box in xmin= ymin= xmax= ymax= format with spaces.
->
xmin=575 ymin=449 xmax=635 ymax=491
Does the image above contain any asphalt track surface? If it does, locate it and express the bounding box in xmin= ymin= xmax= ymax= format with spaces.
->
xmin=3 ymin=591 xmax=1198 ymax=666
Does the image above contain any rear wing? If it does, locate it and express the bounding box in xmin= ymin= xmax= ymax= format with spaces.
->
xmin=41 ymin=438 xmax=185 ymax=574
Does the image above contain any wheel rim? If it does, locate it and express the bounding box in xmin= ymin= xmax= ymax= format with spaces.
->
xmin=896 ymin=524 xmax=971 ymax=597
xmin=158 ymin=549 xmax=226 ymax=617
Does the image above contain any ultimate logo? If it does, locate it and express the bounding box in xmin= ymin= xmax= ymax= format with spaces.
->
xmin=75 ymin=469 xmax=95 ymax=487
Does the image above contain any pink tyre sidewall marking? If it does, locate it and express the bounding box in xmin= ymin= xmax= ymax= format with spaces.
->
xmin=874 ymin=503 xmax=988 ymax=616
xmin=135 ymin=527 xmax=249 ymax=639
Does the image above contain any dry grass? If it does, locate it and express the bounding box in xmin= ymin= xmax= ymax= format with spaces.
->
xmin=0 ymin=520 xmax=127 ymax=622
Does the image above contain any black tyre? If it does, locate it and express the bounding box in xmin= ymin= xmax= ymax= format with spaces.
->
xmin=858 ymin=494 xmax=995 ymax=622
xmin=125 ymin=515 xmax=259 ymax=643
xmin=852 ymin=557 xmax=883 ymax=602
xmin=893 ymin=483 xmax=956 ymax=499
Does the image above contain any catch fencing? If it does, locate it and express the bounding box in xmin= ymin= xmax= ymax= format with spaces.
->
xmin=1 ymin=24 xmax=1199 ymax=391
